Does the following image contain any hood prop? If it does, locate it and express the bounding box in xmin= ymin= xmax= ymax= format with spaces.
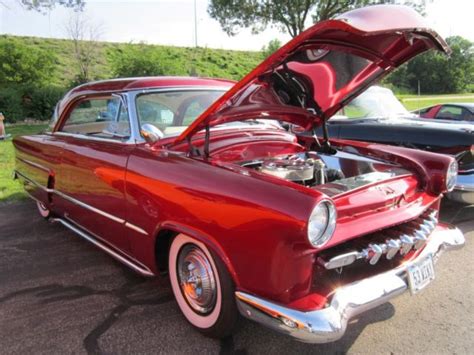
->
xmin=187 ymin=137 xmax=200 ymax=157
xmin=204 ymin=124 xmax=210 ymax=158
xmin=187 ymin=124 xmax=211 ymax=159
xmin=319 ymin=120 xmax=336 ymax=154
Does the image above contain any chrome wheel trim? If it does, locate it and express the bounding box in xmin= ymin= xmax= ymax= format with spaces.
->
xmin=177 ymin=244 xmax=217 ymax=315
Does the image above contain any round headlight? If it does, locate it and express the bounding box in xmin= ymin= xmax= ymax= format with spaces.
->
xmin=307 ymin=200 xmax=337 ymax=248
xmin=446 ymin=160 xmax=458 ymax=192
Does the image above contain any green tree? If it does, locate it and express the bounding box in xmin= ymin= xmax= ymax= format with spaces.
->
xmin=18 ymin=0 xmax=84 ymax=13
xmin=107 ymin=44 xmax=168 ymax=78
xmin=0 ymin=37 xmax=57 ymax=85
xmin=261 ymin=39 xmax=282 ymax=59
xmin=208 ymin=0 xmax=427 ymax=38
xmin=387 ymin=36 xmax=473 ymax=94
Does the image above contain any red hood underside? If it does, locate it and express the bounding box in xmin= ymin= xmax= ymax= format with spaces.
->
xmin=174 ymin=5 xmax=450 ymax=145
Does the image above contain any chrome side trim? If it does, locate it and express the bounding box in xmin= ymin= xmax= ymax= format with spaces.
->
xmin=15 ymin=170 xmax=53 ymax=193
xmin=53 ymin=190 xmax=125 ymax=224
xmin=50 ymin=217 xmax=155 ymax=277
xmin=52 ymin=131 xmax=136 ymax=145
xmin=17 ymin=157 xmax=51 ymax=173
xmin=17 ymin=171 xmax=150 ymax=238
xmin=236 ymin=225 xmax=465 ymax=344
xmin=125 ymin=222 xmax=149 ymax=236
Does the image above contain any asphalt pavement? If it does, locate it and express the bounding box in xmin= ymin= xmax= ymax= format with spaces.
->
xmin=0 ymin=199 xmax=472 ymax=354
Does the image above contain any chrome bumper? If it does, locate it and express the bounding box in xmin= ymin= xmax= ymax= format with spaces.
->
xmin=448 ymin=174 xmax=474 ymax=204
xmin=235 ymin=225 xmax=465 ymax=343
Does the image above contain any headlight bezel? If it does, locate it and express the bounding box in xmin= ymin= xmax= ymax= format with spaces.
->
xmin=307 ymin=200 xmax=337 ymax=248
xmin=446 ymin=160 xmax=458 ymax=192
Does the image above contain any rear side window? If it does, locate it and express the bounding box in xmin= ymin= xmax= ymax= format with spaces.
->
xmin=61 ymin=97 xmax=130 ymax=140
xmin=435 ymin=106 xmax=463 ymax=120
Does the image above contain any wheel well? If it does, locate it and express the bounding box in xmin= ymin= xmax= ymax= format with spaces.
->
xmin=155 ymin=229 xmax=178 ymax=273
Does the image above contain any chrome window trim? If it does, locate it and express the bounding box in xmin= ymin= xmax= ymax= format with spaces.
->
xmin=52 ymin=131 xmax=137 ymax=145
xmin=126 ymin=86 xmax=230 ymax=144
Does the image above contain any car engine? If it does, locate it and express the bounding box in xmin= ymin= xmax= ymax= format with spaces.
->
xmin=241 ymin=153 xmax=343 ymax=187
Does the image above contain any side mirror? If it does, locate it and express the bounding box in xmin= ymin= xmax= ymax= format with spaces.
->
xmin=141 ymin=123 xmax=164 ymax=144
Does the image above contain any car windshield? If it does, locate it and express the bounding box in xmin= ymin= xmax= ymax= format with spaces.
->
xmin=336 ymin=86 xmax=414 ymax=120
xmin=136 ymin=90 xmax=227 ymax=137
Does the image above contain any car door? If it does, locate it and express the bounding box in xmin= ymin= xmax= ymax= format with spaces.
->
xmin=52 ymin=95 xmax=133 ymax=253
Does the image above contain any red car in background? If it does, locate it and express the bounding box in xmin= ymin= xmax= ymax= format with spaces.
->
xmin=417 ymin=103 xmax=474 ymax=122
xmin=13 ymin=5 xmax=465 ymax=343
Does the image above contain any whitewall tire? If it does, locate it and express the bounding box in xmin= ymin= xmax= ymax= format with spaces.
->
xmin=36 ymin=201 xmax=51 ymax=219
xmin=168 ymin=233 xmax=238 ymax=338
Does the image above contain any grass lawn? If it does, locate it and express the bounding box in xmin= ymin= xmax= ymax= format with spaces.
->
xmin=397 ymin=93 xmax=474 ymax=111
xmin=0 ymin=124 xmax=48 ymax=203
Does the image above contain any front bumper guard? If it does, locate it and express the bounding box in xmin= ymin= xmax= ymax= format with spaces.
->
xmin=448 ymin=174 xmax=474 ymax=204
xmin=235 ymin=225 xmax=465 ymax=343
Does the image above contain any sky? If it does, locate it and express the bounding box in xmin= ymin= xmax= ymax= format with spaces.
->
xmin=0 ymin=0 xmax=472 ymax=51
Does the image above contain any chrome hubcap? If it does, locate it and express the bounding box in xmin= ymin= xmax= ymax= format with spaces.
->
xmin=177 ymin=244 xmax=217 ymax=314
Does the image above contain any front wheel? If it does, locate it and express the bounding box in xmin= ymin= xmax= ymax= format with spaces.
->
xmin=36 ymin=201 xmax=51 ymax=219
xmin=168 ymin=234 xmax=238 ymax=338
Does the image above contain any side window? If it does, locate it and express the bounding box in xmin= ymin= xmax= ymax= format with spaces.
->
xmin=418 ymin=107 xmax=430 ymax=115
xmin=61 ymin=97 xmax=130 ymax=140
xmin=436 ymin=106 xmax=463 ymax=120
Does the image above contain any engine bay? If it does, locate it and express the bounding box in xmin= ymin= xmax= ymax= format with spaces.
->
xmin=240 ymin=151 xmax=411 ymax=197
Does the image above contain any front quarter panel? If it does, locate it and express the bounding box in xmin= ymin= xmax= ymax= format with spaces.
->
xmin=125 ymin=146 xmax=321 ymax=303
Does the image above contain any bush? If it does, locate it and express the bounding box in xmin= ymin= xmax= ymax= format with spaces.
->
xmin=24 ymin=85 xmax=66 ymax=120
xmin=0 ymin=36 xmax=57 ymax=86
xmin=0 ymin=86 xmax=25 ymax=122
xmin=0 ymin=85 xmax=66 ymax=123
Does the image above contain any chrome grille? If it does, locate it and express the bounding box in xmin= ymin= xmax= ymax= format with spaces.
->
xmin=318 ymin=209 xmax=438 ymax=270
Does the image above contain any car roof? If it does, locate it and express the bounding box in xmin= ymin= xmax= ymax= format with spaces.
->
xmin=58 ymin=76 xmax=235 ymax=118
xmin=67 ymin=76 xmax=235 ymax=95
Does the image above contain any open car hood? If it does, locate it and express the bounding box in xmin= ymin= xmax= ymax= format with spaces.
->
xmin=174 ymin=5 xmax=450 ymax=145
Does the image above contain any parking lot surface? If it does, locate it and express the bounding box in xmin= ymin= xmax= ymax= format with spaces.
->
xmin=0 ymin=200 xmax=472 ymax=354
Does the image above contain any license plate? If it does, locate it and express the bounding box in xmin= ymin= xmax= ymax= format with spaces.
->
xmin=407 ymin=254 xmax=435 ymax=294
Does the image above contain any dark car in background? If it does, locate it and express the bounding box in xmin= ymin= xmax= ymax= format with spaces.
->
xmin=416 ymin=103 xmax=474 ymax=122
xmin=314 ymin=87 xmax=474 ymax=204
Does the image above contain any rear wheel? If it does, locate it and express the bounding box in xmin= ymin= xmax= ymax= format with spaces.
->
xmin=36 ymin=201 xmax=51 ymax=219
xmin=168 ymin=234 xmax=238 ymax=338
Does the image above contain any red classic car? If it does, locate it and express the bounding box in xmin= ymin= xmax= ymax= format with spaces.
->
xmin=416 ymin=103 xmax=474 ymax=122
xmin=13 ymin=5 xmax=465 ymax=343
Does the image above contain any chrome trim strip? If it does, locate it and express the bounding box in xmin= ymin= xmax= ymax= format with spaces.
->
xmin=125 ymin=222 xmax=149 ymax=236
xmin=14 ymin=170 xmax=53 ymax=193
xmin=17 ymin=157 xmax=51 ymax=173
xmin=53 ymin=190 xmax=125 ymax=224
xmin=16 ymin=172 xmax=150 ymax=238
xmin=236 ymin=225 xmax=465 ymax=344
xmin=50 ymin=217 xmax=155 ymax=277
xmin=52 ymin=131 xmax=136 ymax=145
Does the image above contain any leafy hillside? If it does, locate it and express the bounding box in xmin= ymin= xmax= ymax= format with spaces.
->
xmin=1 ymin=35 xmax=263 ymax=86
